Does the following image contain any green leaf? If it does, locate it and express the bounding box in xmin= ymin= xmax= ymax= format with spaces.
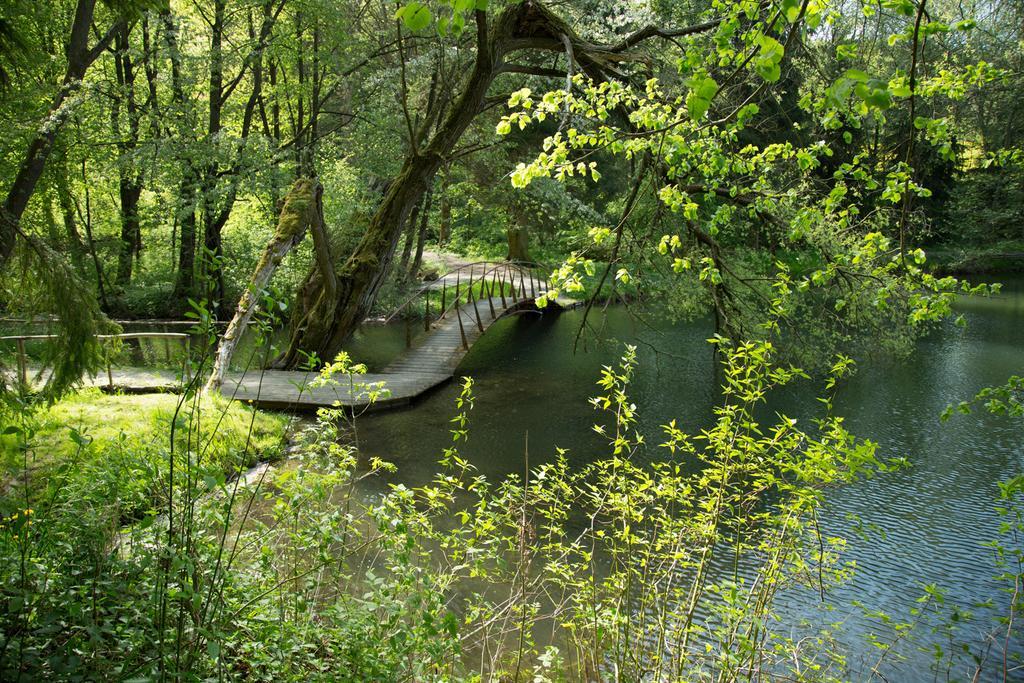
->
xmin=836 ymin=43 xmax=858 ymax=60
xmin=863 ymin=88 xmax=892 ymax=109
xmin=686 ymin=76 xmax=718 ymax=120
xmin=397 ymin=2 xmax=431 ymax=31
xmin=782 ymin=0 xmax=803 ymax=22
xmin=754 ymin=36 xmax=785 ymax=83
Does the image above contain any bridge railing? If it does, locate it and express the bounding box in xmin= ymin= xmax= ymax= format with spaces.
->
xmin=0 ymin=332 xmax=192 ymax=390
xmin=385 ymin=260 xmax=553 ymax=349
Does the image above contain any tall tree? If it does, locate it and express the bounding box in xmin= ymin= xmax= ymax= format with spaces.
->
xmin=0 ymin=0 xmax=127 ymax=270
xmin=273 ymin=1 xmax=718 ymax=367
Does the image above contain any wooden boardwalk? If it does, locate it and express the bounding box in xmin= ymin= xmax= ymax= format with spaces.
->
xmin=17 ymin=291 xmax=576 ymax=412
xmin=219 ymin=294 xmax=569 ymax=411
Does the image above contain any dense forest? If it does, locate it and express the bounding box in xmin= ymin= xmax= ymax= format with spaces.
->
xmin=0 ymin=0 xmax=1021 ymax=680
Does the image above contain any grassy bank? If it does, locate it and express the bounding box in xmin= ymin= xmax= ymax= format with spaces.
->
xmin=1 ymin=389 xmax=288 ymax=521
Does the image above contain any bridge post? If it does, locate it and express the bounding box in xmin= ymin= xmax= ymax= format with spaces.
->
xmin=456 ymin=307 xmax=468 ymax=349
xmin=474 ymin=300 xmax=484 ymax=332
xmin=454 ymin=271 xmax=461 ymax=307
xmin=510 ymin=270 xmax=518 ymax=302
xmin=440 ymin=281 xmax=447 ymax=318
xmin=105 ymin=342 xmax=114 ymax=389
xmin=469 ymin=286 xmax=484 ymax=332
xmin=183 ymin=336 xmax=191 ymax=384
xmin=498 ymin=269 xmax=507 ymax=308
xmin=424 ymin=292 xmax=431 ymax=331
xmin=16 ymin=338 xmax=26 ymax=388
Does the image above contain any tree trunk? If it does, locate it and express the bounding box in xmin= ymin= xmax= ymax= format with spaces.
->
xmin=163 ymin=10 xmax=199 ymax=303
xmin=200 ymin=0 xmax=284 ymax=315
xmin=172 ymin=173 xmax=198 ymax=301
xmin=0 ymin=0 xmax=114 ymax=271
xmin=113 ymin=21 xmax=143 ymax=287
xmin=438 ymin=164 xmax=451 ymax=244
xmin=506 ymin=224 xmax=530 ymax=262
xmin=200 ymin=0 xmax=227 ymax=311
xmin=79 ymin=160 xmax=110 ymax=310
xmin=273 ymin=1 xmax=688 ymax=367
xmin=207 ymin=178 xmax=320 ymax=391
xmin=272 ymin=10 xmax=508 ymax=368
xmin=116 ymin=180 xmax=143 ymax=286
xmin=409 ymin=185 xmax=432 ymax=279
xmin=55 ymin=169 xmax=87 ymax=275
xmin=397 ymin=197 xmax=422 ymax=278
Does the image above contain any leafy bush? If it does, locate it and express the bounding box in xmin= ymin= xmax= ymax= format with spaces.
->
xmin=0 ymin=346 xmax=1019 ymax=680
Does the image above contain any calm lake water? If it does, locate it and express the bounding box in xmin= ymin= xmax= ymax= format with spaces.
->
xmin=348 ymin=278 xmax=1023 ymax=680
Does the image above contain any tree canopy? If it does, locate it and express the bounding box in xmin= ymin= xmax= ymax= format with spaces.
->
xmin=0 ymin=0 xmax=1020 ymax=385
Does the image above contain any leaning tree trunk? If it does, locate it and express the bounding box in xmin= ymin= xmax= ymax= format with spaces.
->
xmin=272 ymin=151 xmax=450 ymax=367
xmin=273 ymin=0 xmax=701 ymax=367
xmin=271 ymin=9 xmax=508 ymax=368
xmin=0 ymin=0 xmax=117 ymax=271
xmin=206 ymin=178 xmax=323 ymax=391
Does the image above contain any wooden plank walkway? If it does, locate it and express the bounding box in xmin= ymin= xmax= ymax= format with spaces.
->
xmin=221 ymin=294 xmax=569 ymax=411
xmin=11 ymin=292 xmax=579 ymax=412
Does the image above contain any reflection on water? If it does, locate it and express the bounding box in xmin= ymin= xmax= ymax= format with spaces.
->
xmin=350 ymin=278 xmax=1023 ymax=680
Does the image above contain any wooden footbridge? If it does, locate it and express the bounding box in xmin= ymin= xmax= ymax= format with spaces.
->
xmin=3 ymin=261 xmax=575 ymax=412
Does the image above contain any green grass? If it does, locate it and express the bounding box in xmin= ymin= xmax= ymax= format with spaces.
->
xmin=1 ymin=389 xmax=289 ymax=519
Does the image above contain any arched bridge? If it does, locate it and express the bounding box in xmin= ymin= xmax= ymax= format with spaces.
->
xmin=3 ymin=262 xmax=572 ymax=411
xmin=218 ymin=260 xmax=572 ymax=411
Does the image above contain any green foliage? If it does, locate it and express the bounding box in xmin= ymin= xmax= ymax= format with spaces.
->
xmin=0 ymin=0 xmax=1022 ymax=675
xmin=494 ymin=0 xmax=1016 ymax=360
xmin=0 ymin=238 xmax=116 ymax=398
xmin=940 ymin=165 xmax=1024 ymax=245
xmin=1 ymin=325 xmax=1021 ymax=679
xmin=941 ymin=376 xmax=1024 ymax=421
xmin=0 ymin=389 xmax=286 ymax=520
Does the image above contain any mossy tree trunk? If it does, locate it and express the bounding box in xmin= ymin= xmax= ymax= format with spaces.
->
xmin=274 ymin=1 xmax=709 ymax=367
xmin=506 ymin=224 xmax=530 ymax=263
xmin=206 ymin=178 xmax=323 ymax=390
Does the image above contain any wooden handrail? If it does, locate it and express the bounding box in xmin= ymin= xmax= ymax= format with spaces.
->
xmin=0 ymin=318 xmax=239 ymax=327
xmin=0 ymin=332 xmax=189 ymax=341
xmin=3 ymin=332 xmax=192 ymax=389
xmin=383 ymin=259 xmax=553 ymax=325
